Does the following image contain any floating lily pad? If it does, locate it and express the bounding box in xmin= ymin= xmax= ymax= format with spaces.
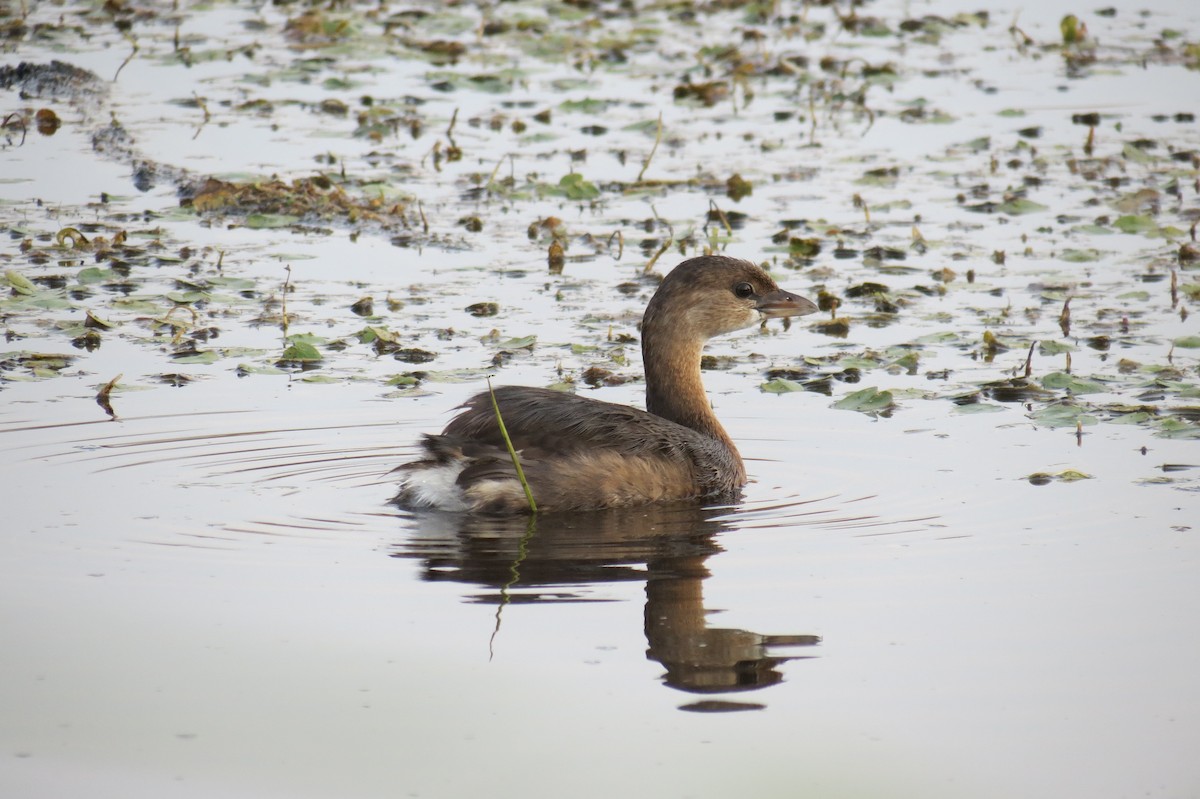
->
xmin=1113 ymin=214 xmax=1157 ymax=235
xmin=1026 ymin=469 xmax=1093 ymax=485
xmin=832 ymin=387 xmax=895 ymax=413
xmin=1042 ymin=372 xmax=1107 ymax=394
xmin=75 ymin=266 xmax=121 ymax=284
xmin=356 ymin=326 xmax=399 ymax=345
xmin=1155 ymin=418 xmax=1200 ymax=439
xmin=953 ymin=401 xmax=1006 ymax=414
xmin=236 ymin=363 xmax=287 ymax=376
xmin=1028 ymin=404 xmax=1098 ymax=428
xmin=1058 ymin=248 xmax=1101 ymax=263
xmin=1108 ymin=411 xmax=1154 ymax=425
xmin=172 ymin=349 xmax=220 ymax=365
xmin=551 ymin=173 xmax=599 ymax=201
xmin=5 ymin=270 xmax=39 ymax=295
xmin=280 ymin=341 xmax=322 ymax=362
xmin=1038 ymin=340 xmax=1075 ymax=355
xmin=997 ymin=198 xmax=1048 ymax=215
xmin=490 ymin=335 xmax=536 ymax=349
xmin=245 ymin=213 xmax=302 ymax=229
xmin=760 ymin=378 xmax=806 ymax=394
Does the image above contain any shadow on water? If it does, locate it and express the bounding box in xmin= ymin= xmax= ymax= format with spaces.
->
xmin=391 ymin=501 xmax=840 ymax=712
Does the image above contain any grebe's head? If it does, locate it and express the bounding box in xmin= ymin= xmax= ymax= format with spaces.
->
xmin=642 ymin=255 xmax=818 ymax=341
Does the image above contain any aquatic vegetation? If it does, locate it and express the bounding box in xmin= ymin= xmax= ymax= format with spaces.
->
xmin=1 ymin=0 xmax=1197 ymax=486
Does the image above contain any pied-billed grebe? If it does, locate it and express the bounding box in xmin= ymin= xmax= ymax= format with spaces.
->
xmin=394 ymin=255 xmax=818 ymax=514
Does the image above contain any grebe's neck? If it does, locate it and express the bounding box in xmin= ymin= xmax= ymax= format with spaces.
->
xmin=642 ymin=325 xmax=737 ymax=453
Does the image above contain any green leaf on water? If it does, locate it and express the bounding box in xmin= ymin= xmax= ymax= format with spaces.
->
xmin=281 ymin=341 xmax=322 ymax=361
xmin=914 ymin=331 xmax=961 ymax=345
xmin=1037 ymin=340 xmax=1076 ymax=355
xmin=236 ymin=363 xmax=287 ymax=376
xmin=888 ymin=352 xmax=920 ymax=372
xmin=383 ymin=386 xmax=433 ymax=399
xmin=172 ymin=349 xmax=220 ymax=364
xmin=997 ymin=198 xmax=1047 ymax=215
xmin=1028 ymin=404 xmax=1098 ymax=427
xmin=2 ymin=352 xmax=74 ymax=378
xmin=1113 ymin=214 xmax=1156 ymax=234
xmin=245 ymin=213 xmax=301 ymax=229
xmin=1108 ymin=411 xmax=1153 ymax=425
xmin=953 ymin=401 xmax=1005 ymax=414
xmin=16 ymin=293 xmax=74 ymax=311
xmin=110 ymin=297 xmax=162 ymax=313
xmin=1116 ymin=291 xmax=1150 ymax=301
xmin=1042 ymin=372 xmax=1106 ymax=394
xmin=1154 ymin=418 xmax=1200 ymax=439
xmin=414 ymin=369 xmax=490 ymax=383
xmin=166 ymin=290 xmax=207 ymax=304
xmin=622 ymin=118 xmax=663 ymax=134
xmin=5 ymin=270 xmax=37 ymax=295
xmin=287 ymin=333 xmax=328 ymax=346
xmin=84 ymin=310 xmax=116 ymax=329
xmin=76 ymin=266 xmax=119 ymax=284
xmin=1024 ymin=468 xmax=1092 ymax=484
xmin=1058 ymin=248 xmax=1101 ymax=263
xmin=760 ymin=377 xmax=806 ymax=393
xmin=1070 ymin=223 xmax=1114 ymax=236
xmin=1121 ymin=142 xmax=1156 ymax=164
xmin=1173 ymin=336 xmax=1200 ymax=349
xmin=560 ymin=98 xmax=612 ymax=114
xmin=205 ymin=276 xmax=257 ymax=291
xmin=832 ymin=386 xmax=894 ymax=412
xmin=493 ymin=335 xmax=536 ymax=349
xmin=356 ymin=326 xmax=399 ymax=344
xmin=839 ymin=356 xmax=883 ymax=370
xmin=556 ymin=173 xmax=599 ymax=201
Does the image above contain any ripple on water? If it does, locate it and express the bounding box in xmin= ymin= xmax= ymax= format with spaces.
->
xmin=2 ymin=395 xmax=946 ymax=557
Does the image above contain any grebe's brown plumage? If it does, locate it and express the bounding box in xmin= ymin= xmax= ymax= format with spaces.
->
xmin=394 ymin=255 xmax=817 ymax=514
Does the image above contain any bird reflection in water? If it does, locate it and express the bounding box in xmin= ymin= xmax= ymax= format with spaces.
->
xmin=392 ymin=502 xmax=820 ymax=711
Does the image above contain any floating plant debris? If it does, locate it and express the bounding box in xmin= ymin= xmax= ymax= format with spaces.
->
xmin=0 ymin=0 xmax=1196 ymax=487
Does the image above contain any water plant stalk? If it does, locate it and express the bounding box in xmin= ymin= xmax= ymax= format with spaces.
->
xmin=636 ymin=112 xmax=663 ymax=183
xmin=487 ymin=377 xmax=537 ymax=513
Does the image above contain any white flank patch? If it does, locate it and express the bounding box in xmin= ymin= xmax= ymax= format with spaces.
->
xmin=397 ymin=463 xmax=470 ymax=512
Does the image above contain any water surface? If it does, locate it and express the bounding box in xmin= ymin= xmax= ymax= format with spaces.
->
xmin=2 ymin=1 xmax=1198 ymax=797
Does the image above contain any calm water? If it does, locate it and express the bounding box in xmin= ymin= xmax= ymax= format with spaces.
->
xmin=3 ymin=0 xmax=1199 ymax=797
xmin=4 ymin=375 xmax=1193 ymax=798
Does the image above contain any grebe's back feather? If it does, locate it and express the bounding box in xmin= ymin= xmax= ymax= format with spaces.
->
xmin=395 ymin=386 xmax=740 ymax=514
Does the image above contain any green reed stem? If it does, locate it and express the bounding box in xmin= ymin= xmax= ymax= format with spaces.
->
xmin=487 ymin=377 xmax=537 ymax=513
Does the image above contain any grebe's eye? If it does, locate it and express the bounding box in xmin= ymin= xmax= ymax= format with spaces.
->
xmin=733 ymin=282 xmax=754 ymax=299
